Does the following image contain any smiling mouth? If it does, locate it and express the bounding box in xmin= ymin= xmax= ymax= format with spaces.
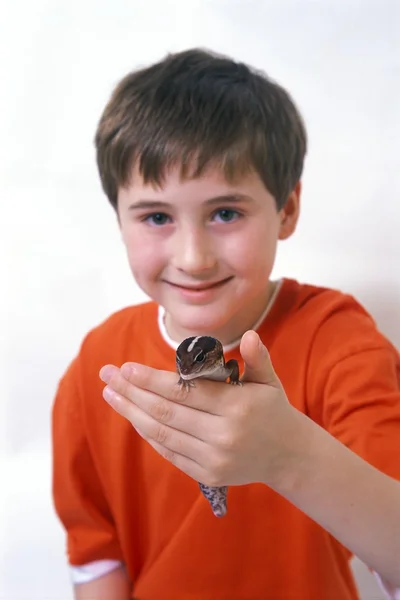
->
xmin=167 ymin=277 xmax=232 ymax=291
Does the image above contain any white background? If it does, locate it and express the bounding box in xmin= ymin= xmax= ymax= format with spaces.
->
xmin=1 ymin=0 xmax=399 ymax=598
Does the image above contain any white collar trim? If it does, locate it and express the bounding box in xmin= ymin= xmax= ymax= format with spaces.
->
xmin=157 ymin=279 xmax=283 ymax=352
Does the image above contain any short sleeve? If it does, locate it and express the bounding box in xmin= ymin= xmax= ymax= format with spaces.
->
xmin=51 ymin=357 xmax=124 ymax=567
xmin=307 ymin=308 xmax=400 ymax=480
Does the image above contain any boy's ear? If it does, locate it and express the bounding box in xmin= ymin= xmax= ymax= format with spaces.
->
xmin=278 ymin=181 xmax=301 ymax=240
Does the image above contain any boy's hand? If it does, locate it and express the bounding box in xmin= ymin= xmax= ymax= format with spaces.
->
xmin=99 ymin=330 xmax=300 ymax=489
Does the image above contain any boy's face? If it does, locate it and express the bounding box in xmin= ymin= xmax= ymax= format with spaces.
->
xmin=117 ymin=166 xmax=299 ymax=345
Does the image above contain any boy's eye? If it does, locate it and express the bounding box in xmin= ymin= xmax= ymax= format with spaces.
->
xmin=144 ymin=212 xmax=171 ymax=226
xmin=213 ymin=209 xmax=240 ymax=223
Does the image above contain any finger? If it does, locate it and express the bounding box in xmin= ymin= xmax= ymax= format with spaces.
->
xmin=101 ymin=362 xmax=192 ymax=405
xmin=102 ymin=369 xmax=216 ymax=438
xmin=105 ymin=388 xmax=218 ymax=486
xmin=116 ymin=362 xmax=230 ymax=415
xmin=146 ymin=439 xmax=210 ymax=485
xmin=240 ymin=330 xmax=281 ymax=386
xmin=103 ymin=384 xmax=207 ymax=464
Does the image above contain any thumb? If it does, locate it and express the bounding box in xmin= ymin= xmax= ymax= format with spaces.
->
xmin=240 ymin=330 xmax=280 ymax=386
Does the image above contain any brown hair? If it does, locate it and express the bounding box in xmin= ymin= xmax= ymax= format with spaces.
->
xmin=94 ymin=48 xmax=307 ymax=210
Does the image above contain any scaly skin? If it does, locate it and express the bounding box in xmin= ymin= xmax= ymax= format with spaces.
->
xmin=176 ymin=336 xmax=241 ymax=517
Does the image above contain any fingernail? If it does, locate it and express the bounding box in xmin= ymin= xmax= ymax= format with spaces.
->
xmin=99 ymin=365 xmax=114 ymax=383
xmin=121 ymin=364 xmax=133 ymax=378
xmin=103 ymin=386 xmax=114 ymax=403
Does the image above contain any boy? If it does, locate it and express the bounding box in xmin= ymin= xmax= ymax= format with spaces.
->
xmin=52 ymin=48 xmax=400 ymax=599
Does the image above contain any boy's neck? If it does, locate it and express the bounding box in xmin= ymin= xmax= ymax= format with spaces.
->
xmin=160 ymin=279 xmax=282 ymax=351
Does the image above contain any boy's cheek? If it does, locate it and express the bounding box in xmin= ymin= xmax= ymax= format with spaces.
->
xmin=124 ymin=237 xmax=163 ymax=270
xmin=228 ymin=243 xmax=273 ymax=277
xmin=126 ymin=250 xmax=167 ymax=291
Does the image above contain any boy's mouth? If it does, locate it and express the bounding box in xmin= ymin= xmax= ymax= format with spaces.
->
xmin=166 ymin=277 xmax=233 ymax=292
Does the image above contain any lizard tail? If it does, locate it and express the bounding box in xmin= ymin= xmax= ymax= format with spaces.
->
xmin=198 ymin=482 xmax=228 ymax=517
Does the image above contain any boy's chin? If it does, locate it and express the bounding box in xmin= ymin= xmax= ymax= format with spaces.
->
xmin=164 ymin=305 xmax=236 ymax=340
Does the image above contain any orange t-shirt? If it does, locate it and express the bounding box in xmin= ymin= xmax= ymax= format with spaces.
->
xmin=52 ymin=278 xmax=400 ymax=600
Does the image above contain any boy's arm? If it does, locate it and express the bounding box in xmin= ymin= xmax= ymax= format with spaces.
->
xmin=52 ymin=358 xmax=130 ymax=596
xmin=74 ymin=564 xmax=131 ymax=600
xmin=308 ymin=330 xmax=400 ymax=483
xmin=272 ymin=406 xmax=400 ymax=587
xmin=306 ymin=315 xmax=400 ymax=591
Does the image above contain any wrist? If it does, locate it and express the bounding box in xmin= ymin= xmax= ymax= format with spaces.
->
xmin=261 ymin=406 xmax=319 ymax=496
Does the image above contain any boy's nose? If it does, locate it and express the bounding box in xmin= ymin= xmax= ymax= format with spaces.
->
xmin=171 ymin=229 xmax=217 ymax=275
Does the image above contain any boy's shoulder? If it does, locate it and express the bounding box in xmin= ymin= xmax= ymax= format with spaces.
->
xmin=76 ymin=299 xmax=164 ymax=364
xmin=272 ymin=278 xmax=397 ymax=358
xmin=86 ymin=299 xmax=158 ymax=338
xmin=57 ymin=299 xmax=174 ymax=398
xmin=280 ymin=277 xmax=377 ymax=325
xmin=281 ymin=277 xmax=371 ymax=316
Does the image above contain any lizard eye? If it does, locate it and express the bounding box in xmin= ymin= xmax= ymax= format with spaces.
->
xmin=194 ymin=351 xmax=205 ymax=362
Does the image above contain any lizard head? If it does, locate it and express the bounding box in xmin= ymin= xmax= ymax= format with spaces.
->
xmin=176 ymin=335 xmax=225 ymax=380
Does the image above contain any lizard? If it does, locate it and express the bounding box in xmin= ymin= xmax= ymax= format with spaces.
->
xmin=175 ymin=335 xmax=241 ymax=517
